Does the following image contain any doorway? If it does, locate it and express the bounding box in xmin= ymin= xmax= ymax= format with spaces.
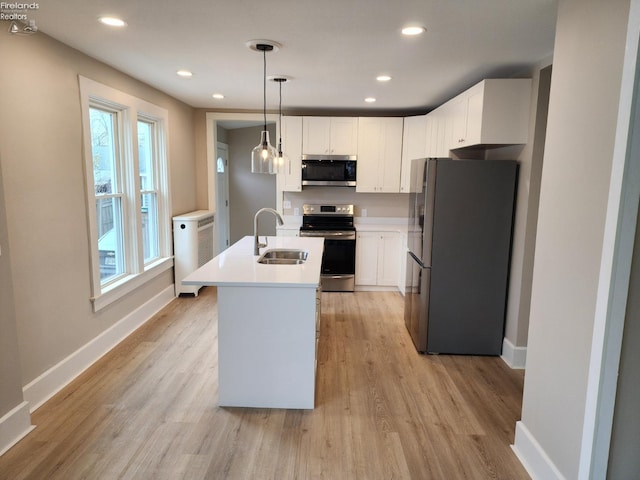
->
xmin=215 ymin=142 xmax=230 ymax=253
xmin=205 ymin=112 xmax=280 ymax=250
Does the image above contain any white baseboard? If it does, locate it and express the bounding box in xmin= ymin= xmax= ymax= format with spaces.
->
xmin=512 ymin=421 xmax=566 ymax=480
xmin=0 ymin=401 xmax=35 ymax=457
xmin=501 ymin=337 xmax=527 ymax=369
xmin=354 ymin=285 xmax=400 ymax=292
xmin=23 ymin=285 xmax=175 ymax=412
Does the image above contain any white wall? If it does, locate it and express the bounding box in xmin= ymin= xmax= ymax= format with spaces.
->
xmin=0 ymin=28 xmax=197 ymax=399
xmin=513 ymin=0 xmax=633 ymax=478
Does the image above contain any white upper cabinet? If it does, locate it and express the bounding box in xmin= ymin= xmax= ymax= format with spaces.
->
xmin=356 ymin=117 xmax=403 ymax=193
xmin=302 ymin=116 xmax=358 ymax=155
xmin=400 ymin=115 xmax=428 ymax=192
xmin=280 ymin=116 xmax=303 ymax=192
xmin=447 ymin=78 xmax=532 ymax=149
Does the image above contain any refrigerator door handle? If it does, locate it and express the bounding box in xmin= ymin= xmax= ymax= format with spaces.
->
xmin=408 ymin=250 xmax=430 ymax=269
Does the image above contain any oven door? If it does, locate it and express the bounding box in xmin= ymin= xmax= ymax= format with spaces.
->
xmin=300 ymin=230 xmax=356 ymax=291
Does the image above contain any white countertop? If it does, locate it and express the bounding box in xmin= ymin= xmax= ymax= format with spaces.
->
xmin=182 ymin=235 xmax=324 ymax=288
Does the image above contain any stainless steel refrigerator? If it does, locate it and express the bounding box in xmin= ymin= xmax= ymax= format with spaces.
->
xmin=404 ymin=158 xmax=518 ymax=355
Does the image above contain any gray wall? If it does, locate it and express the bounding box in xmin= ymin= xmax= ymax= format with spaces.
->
xmin=0 ymin=159 xmax=24 ymax=421
xmin=0 ymin=29 xmax=197 ymax=388
xmin=228 ymin=125 xmax=277 ymax=243
xmin=607 ymin=202 xmax=640 ymax=478
xmin=516 ymin=0 xmax=631 ymax=477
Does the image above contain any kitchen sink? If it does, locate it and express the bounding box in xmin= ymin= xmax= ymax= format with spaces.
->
xmin=257 ymin=249 xmax=308 ymax=265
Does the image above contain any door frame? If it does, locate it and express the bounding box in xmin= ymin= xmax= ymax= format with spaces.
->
xmin=215 ymin=142 xmax=230 ymax=253
xmin=205 ymin=112 xmax=281 ymax=217
xmin=580 ymin=2 xmax=640 ymax=476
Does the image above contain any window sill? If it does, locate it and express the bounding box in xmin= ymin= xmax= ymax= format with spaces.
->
xmin=91 ymin=257 xmax=174 ymax=312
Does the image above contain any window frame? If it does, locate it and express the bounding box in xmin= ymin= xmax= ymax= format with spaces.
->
xmin=137 ymin=116 xmax=162 ymax=265
xmin=79 ymin=76 xmax=172 ymax=312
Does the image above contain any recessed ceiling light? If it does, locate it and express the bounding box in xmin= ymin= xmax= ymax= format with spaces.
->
xmin=365 ymin=97 xmax=377 ymax=103
xmin=212 ymin=93 xmax=225 ymax=99
xmin=99 ymin=16 xmax=126 ymax=27
xmin=176 ymin=70 xmax=193 ymax=77
xmin=401 ymin=26 xmax=426 ymax=36
xmin=376 ymin=75 xmax=392 ymax=82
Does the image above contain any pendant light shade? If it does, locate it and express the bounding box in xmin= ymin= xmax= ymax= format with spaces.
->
xmin=251 ymin=130 xmax=278 ymax=174
xmin=250 ymin=43 xmax=280 ymax=174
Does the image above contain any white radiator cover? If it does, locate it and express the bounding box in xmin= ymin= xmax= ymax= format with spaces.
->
xmin=172 ymin=210 xmax=215 ymax=296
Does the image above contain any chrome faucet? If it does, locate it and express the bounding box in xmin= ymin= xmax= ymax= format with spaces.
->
xmin=254 ymin=208 xmax=284 ymax=255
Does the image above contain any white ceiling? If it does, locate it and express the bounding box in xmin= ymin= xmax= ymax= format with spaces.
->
xmin=26 ymin=0 xmax=557 ymax=113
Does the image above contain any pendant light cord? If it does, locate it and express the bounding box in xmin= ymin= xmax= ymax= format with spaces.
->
xmin=262 ymin=48 xmax=267 ymax=134
xmin=278 ymin=80 xmax=283 ymax=147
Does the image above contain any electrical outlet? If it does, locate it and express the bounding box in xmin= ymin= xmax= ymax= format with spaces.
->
xmin=293 ymin=207 xmax=300 ymax=216
xmin=362 ymin=208 xmax=367 ymax=217
xmin=283 ymin=200 xmax=291 ymax=209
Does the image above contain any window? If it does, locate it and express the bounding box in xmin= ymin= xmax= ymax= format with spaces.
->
xmin=80 ymin=77 xmax=172 ymax=311
xmin=137 ymin=119 xmax=160 ymax=263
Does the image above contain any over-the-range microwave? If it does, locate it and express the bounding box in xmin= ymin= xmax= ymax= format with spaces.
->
xmin=301 ymin=155 xmax=357 ymax=187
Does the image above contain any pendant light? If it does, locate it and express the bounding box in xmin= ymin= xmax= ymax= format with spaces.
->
xmin=251 ymin=43 xmax=278 ymax=174
xmin=273 ymin=77 xmax=288 ymax=172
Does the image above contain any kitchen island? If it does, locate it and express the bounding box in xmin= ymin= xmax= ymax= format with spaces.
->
xmin=182 ymin=235 xmax=324 ymax=409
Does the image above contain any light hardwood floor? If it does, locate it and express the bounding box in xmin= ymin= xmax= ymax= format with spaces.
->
xmin=0 ymin=288 xmax=529 ymax=479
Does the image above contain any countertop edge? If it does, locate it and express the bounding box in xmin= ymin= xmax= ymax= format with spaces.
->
xmin=183 ymin=281 xmax=320 ymax=288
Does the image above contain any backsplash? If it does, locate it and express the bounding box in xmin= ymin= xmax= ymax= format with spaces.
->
xmin=283 ymin=188 xmax=409 ymax=217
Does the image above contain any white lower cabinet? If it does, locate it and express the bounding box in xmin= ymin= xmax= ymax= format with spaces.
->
xmin=356 ymin=231 xmax=401 ymax=287
xmin=315 ymin=286 xmax=321 ymax=373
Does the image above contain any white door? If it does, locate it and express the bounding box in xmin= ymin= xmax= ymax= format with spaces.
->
xmin=216 ymin=142 xmax=230 ymax=253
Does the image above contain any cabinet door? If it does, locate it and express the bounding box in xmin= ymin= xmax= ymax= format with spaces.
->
xmin=281 ymin=116 xmax=303 ymax=191
xmin=329 ymin=117 xmax=358 ymax=155
xmin=426 ymin=113 xmax=439 ymax=157
xmin=302 ymin=117 xmax=331 ymax=154
xmin=400 ymin=115 xmax=428 ymax=192
xmin=379 ymin=118 xmax=403 ymax=192
xmin=398 ymin=233 xmax=407 ymax=293
xmin=355 ymin=232 xmax=379 ymax=285
xmin=357 ymin=118 xmax=402 ymax=193
xmin=463 ymin=85 xmax=484 ymax=146
xmin=378 ymin=232 xmax=401 ymax=286
xmin=399 ymin=115 xmax=427 ymax=192
xmin=433 ymin=107 xmax=452 ymax=157
xmin=449 ymin=94 xmax=469 ymax=149
xmin=355 ymin=118 xmax=382 ymax=192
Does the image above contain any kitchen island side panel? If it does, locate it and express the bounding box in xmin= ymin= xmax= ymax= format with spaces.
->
xmin=217 ymin=285 xmax=317 ymax=409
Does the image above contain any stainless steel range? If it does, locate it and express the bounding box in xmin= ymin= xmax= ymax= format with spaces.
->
xmin=299 ymin=204 xmax=356 ymax=292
